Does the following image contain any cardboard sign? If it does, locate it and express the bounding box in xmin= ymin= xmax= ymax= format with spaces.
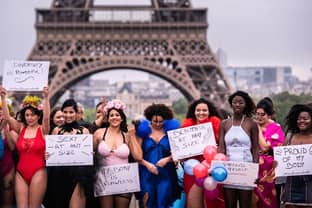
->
xmin=212 ymin=160 xmax=259 ymax=187
xmin=168 ymin=122 xmax=216 ymax=160
xmin=274 ymin=144 xmax=312 ymax=177
xmin=94 ymin=163 xmax=140 ymax=196
xmin=46 ymin=134 xmax=93 ymax=166
xmin=2 ymin=60 xmax=49 ymax=91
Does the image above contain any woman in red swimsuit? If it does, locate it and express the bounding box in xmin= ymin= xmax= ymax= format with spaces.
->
xmin=182 ymin=98 xmax=225 ymax=208
xmin=0 ymin=86 xmax=50 ymax=208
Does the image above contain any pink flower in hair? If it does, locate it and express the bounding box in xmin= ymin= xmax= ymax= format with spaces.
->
xmin=37 ymin=104 xmax=44 ymax=111
xmin=103 ymin=99 xmax=126 ymax=113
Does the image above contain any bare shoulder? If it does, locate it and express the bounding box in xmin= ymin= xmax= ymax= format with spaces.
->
xmin=93 ymin=128 xmax=105 ymax=138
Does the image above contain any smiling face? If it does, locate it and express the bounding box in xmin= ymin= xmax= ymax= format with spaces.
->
xmin=256 ymin=108 xmax=270 ymax=126
xmin=108 ymin=109 xmax=123 ymax=128
xmin=194 ymin=103 xmax=209 ymax=122
xmin=53 ymin=110 xmax=65 ymax=126
xmin=25 ymin=109 xmax=39 ymax=126
xmin=63 ymin=106 xmax=77 ymax=124
xmin=297 ymin=111 xmax=312 ymax=132
xmin=231 ymin=95 xmax=246 ymax=115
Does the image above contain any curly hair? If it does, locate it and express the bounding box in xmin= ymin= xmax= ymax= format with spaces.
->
xmin=256 ymin=98 xmax=274 ymax=116
xmin=20 ymin=105 xmax=43 ymax=126
xmin=105 ymin=107 xmax=128 ymax=132
xmin=285 ymin=104 xmax=312 ymax=134
xmin=144 ymin=104 xmax=173 ymax=121
xmin=228 ymin=90 xmax=255 ymax=117
xmin=185 ymin=98 xmax=221 ymax=119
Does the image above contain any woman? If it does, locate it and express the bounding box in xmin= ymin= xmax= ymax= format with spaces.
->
xmin=181 ymin=98 xmax=224 ymax=208
xmin=218 ymin=90 xmax=259 ymax=208
xmin=282 ymin=104 xmax=312 ymax=207
xmin=46 ymin=99 xmax=93 ymax=208
xmin=49 ymin=106 xmax=64 ymax=134
xmin=0 ymin=86 xmax=50 ymax=208
xmin=90 ymin=97 xmax=107 ymax=133
xmin=0 ymin=101 xmax=18 ymax=208
xmin=135 ymin=103 xmax=181 ymax=207
xmin=254 ymin=98 xmax=285 ymax=208
xmin=93 ymin=99 xmax=142 ymax=208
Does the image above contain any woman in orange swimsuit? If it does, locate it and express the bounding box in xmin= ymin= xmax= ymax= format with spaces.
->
xmin=0 ymin=86 xmax=50 ymax=208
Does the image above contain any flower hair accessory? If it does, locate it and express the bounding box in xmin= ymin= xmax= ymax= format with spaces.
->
xmin=21 ymin=95 xmax=42 ymax=110
xmin=103 ymin=99 xmax=126 ymax=113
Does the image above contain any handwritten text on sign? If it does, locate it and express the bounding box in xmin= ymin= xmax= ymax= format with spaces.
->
xmin=212 ymin=160 xmax=259 ymax=187
xmin=168 ymin=122 xmax=216 ymax=160
xmin=46 ymin=134 xmax=93 ymax=166
xmin=94 ymin=163 xmax=140 ymax=197
xmin=3 ymin=60 xmax=49 ymax=91
xmin=274 ymin=144 xmax=312 ymax=177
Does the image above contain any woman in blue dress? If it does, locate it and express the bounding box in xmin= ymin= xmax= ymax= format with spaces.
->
xmin=135 ymin=103 xmax=181 ymax=208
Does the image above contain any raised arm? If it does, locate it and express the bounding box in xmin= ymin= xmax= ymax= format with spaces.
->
xmin=127 ymin=125 xmax=143 ymax=162
xmin=42 ymin=86 xmax=50 ymax=135
xmin=0 ymin=86 xmax=21 ymax=133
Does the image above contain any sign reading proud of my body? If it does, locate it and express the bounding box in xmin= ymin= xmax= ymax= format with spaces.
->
xmin=3 ymin=60 xmax=49 ymax=91
xmin=168 ymin=122 xmax=216 ymax=160
xmin=46 ymin=134 xmax=93 ymax=166
xmin=274 ymin=144 xmax=312 ymax=177
xmin=94 ymin=163 xmax=140 ymax=197
xmin=212 ymin=161 xmax=259 ymax=187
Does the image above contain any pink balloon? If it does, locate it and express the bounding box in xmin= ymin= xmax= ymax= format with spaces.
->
xmin=213 ymin=153 xmax=228 ymax=161
xmin=195 ymin=177 xmax=205 ymax=187
xmin=193 ymin=163 xmax=208 ymax=178
xmin=203 ymin=145 xmax=217 ymax=164
xmin=203 ymin=176 xmax=218 ymax=191
xmin=204 ymin=187 xmax=220 ymax=200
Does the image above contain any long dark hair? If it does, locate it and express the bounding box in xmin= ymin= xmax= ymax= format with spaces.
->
xmin=105 ymin=107 xmax=128 ymax=132
xmin=20 ymin=105 xmax=43 ymax=126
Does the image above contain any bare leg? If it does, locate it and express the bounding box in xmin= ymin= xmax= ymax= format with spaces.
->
xmin=142 ymin=192 xmax=149 ymax=208
xmin=29 ymin=169 xmax=47 ymax=208
xmin=69 ymin=183 xmax=86 ymax=208
xmin=238 ymin=190 xmax=252 ymax=208
xmin=99 ymin=195 xmax=113 ymax=208
xmin=1 ymin=168 xmax=14 ymax=208
xmin=187 ymin=184 xmax=204 ymax=208
xmin=223 ymin=188 xmax=238 ymax=208
xmin=115 ymin=194 xmax=131 ymax=208
xmin=15 ymin=172 xmax=29 ymax=208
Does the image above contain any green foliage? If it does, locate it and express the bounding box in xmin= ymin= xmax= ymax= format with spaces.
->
xmin=270 ymin=91 xmax=312 ymax=129
xmin=84 ymin=108 xmax=96 ymax=123
xmin=172 ymin=98 xmax=188 ymax=122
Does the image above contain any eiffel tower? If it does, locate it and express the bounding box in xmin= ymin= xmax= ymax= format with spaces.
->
xmin=28 ymin=0 xmax=232 ymax=106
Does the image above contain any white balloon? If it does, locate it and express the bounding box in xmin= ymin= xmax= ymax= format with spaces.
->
xmin=203 ymin=176 xmax=217 ymax=191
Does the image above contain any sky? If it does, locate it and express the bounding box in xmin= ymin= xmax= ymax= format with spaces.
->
xmin=1 ymin=0 xmax=312 ymax=81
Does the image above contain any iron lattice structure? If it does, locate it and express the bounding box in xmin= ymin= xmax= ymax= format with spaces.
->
xmin=28 ymin=0 xmax=232 ymax=106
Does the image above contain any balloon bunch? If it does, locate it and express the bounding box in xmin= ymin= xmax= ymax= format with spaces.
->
xmin=183 ymin=145 xmax=228 ymax=199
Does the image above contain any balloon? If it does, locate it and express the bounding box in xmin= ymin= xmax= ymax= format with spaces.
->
xmin=193 ymin=163 xmax=208 ymax=178
xmin=204 ymin=187 xmax=220 ymax=200
xmin=203 ymin=145 xmax=217 ymax=164
xmin=211 ymin=166 xmax=228 ymax=182
xmin=203 ymin=176 xmax=218 ymax=191
xmin=213 ymin=153 xmax=228 ymax=161
xmin=201 ymin=160 xmax=211 ymax=169
xmin=184 ymin=159 xmax=200 ymax=175
xmin=194 ymin=177 xmax=205 ymax=187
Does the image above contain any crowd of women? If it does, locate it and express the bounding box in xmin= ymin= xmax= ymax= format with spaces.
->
xmin=0 ymin=85 xmax=311 ymax=208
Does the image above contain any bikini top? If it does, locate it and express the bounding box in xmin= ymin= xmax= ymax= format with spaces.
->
xmin=97 ymin=128 xmax=130 ymax=166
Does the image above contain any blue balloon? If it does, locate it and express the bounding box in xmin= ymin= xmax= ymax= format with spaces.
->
xmin=211 ymin=166 xmax=228 ymax=182
xmin=0 ymin=133 xmax=4 ymax=159
xmin=184 ymin=159 xmax=200 ymax=175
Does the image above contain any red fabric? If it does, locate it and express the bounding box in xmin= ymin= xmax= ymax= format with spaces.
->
xmin=182 ymin=116 xmax=224 ymax=208
xmin=16 ymin=127 xmax=45 ymax=184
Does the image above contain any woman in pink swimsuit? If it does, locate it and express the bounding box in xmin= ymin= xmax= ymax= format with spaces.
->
xmin=93 ymin=99 xmax=142 ymax=208
xmin=0 ymin=86 xmax=50 ymax=208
